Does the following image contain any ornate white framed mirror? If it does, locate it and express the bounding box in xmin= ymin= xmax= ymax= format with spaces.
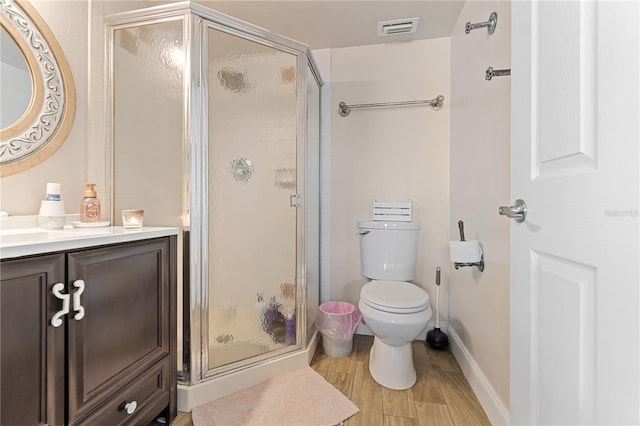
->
xmin=0 ymin=0 xmax=75 ymax=177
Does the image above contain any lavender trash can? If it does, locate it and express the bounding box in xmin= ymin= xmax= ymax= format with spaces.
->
xmin=315 ymin=301 xmax=362 ymax=357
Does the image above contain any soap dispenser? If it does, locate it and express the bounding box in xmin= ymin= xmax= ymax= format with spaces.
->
xmin=80 ymin=183 xmax=101 ymax=223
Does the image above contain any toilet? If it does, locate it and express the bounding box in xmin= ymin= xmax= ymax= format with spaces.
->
xmin=357 ymin=220 xmax=432 ymax=390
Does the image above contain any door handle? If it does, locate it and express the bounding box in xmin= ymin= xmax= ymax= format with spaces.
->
xmin=498 ymin=199 xmax=527 ymax=223
xmin=72 ymin=279 xmax=85 ymax=321
xmin=51 ymin=283 xmax=70 ymax=327
xmin=51 ymin=280 xmax=86 ymax=327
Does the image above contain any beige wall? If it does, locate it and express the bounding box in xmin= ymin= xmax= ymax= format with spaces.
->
xmin=0 ymin=1 xmax=89 ymax=215
xmin=449 ymin=0 xmax=511 ymax=413
xmin=329 ymin=39 xmax=451 ymax=319
xmin=0 ymin=1 xmax=148 ymax=217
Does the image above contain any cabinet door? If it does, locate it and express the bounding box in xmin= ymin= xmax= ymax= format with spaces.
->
xmin=1 ymin=254 xmax=66 ymax=426
xmin=67 ymin=238 xmax=171 ymax=424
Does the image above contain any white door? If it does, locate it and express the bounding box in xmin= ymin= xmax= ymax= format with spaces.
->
xmin=510 ymin=1 xmax=639 ymax=424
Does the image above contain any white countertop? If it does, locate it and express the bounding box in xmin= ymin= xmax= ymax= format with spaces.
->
xmin=0 ymin=215 xmax=179 ymax=259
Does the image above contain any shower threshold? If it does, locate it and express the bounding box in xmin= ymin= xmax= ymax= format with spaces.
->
xmin=177 ymin=331 xmax=319 ymax=411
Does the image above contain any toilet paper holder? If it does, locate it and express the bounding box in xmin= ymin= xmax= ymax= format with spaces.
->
xmin=454 ymin=258 xmax=484 ymax=272
xmin=450 ymin=221 xmax=485 ymax=272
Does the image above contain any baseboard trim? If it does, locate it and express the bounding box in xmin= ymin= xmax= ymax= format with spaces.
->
xmin=448 ymin=327 xmax=510 ymax=425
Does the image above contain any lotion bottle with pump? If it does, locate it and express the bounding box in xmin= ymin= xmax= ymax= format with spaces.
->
xmin=80 ymin=183 xmax=101 ymax=222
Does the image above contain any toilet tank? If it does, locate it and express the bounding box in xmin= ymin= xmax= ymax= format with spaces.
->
xmin=358 ymin=221 xmax=421 ymax=281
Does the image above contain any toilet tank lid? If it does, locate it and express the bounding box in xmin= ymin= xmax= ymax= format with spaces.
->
xmin=357 ymin=220 xmax=421 ymax=230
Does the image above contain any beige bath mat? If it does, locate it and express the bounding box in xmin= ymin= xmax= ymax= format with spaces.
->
xmin=191 ymin=366 xmax=359 ymax=426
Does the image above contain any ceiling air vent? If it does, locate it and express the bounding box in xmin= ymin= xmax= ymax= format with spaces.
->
xmin=377 ymin=17 xmax=419 ymax=36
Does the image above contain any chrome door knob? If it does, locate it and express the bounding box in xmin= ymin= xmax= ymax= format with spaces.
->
xmin=498 ymin=199 xmax=527 ymax=223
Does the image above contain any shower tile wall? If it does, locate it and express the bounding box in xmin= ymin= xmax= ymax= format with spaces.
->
xmin=329 ymin=38 xmax=452 ymax=321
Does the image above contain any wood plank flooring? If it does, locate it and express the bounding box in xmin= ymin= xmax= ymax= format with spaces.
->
xmin=168 ymin=411 xmax=193 ymax=426
xmin=170 ymin=334 xmax=490 ymax=426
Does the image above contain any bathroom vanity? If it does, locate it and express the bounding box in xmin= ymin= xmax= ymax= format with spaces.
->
xmin=0 ymin=224 xmax=178 ymax=425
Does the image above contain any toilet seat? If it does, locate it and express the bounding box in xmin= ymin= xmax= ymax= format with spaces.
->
xmin=360 ymin=280 xmax=429 ymax=314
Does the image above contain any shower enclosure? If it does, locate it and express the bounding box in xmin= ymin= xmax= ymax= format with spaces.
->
xmin=106 ymin=2 xmax=321 ymax=407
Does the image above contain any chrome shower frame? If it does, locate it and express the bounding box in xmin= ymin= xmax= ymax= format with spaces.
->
xmin=106 ymin=1 xmax=323 ymax=388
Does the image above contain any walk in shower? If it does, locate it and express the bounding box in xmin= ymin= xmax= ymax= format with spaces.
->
xmin=106 ymin=2 xmax=321 ymax=409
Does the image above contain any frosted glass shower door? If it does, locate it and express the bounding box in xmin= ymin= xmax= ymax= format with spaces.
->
xmin=110 ymin=19 xmax=186 ymax=375
xmin=206 ymin=26 xmax=299 ymax=369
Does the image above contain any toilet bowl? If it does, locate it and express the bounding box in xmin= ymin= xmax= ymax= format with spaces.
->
xmin=359 ymin=280 xmax=432 ymax=390
xmin=357 ymin=220 xmax=432 ymax=390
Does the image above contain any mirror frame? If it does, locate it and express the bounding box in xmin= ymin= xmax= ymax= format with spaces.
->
xmin=0 ymin=0 xmax=75 ymax=177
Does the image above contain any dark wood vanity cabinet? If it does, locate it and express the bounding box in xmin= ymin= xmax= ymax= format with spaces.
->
xmin=0 ymin=236 xmax=177 ymax=426
xmin=1 ymin=253 xmax=66 ymax=425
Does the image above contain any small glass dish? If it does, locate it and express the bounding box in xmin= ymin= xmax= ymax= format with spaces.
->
xmin=121 ymin=210 xmax=144 ymax=229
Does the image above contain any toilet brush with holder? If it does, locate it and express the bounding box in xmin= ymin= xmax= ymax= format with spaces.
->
xmin=449 ymin=220 xmax=484 ymax=272
xmin=426 ymin=267 xmax=449 ymax=350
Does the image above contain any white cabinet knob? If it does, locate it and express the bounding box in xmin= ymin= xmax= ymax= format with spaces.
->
xmin=124 ymin=400 xmax=137 ymax=415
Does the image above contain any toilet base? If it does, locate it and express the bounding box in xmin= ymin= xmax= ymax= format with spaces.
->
xmin=368 ymin=336 xmax=416 ymax=390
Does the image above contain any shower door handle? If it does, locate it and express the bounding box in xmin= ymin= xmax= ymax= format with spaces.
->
xmin=289 ymin=194 xmax=300 ymax=207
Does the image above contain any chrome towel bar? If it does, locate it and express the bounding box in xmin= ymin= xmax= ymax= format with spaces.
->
xmin=485 ymin=66 xmax=511 ymax=81
xmin=338 ymin=95 xmax=444 ymax=117
xmin=465 ymin=12 xmax=498 ymax=35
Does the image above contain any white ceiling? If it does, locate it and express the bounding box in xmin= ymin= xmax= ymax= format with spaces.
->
xmin=146 ymin=1 xmax=466 ymax=50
